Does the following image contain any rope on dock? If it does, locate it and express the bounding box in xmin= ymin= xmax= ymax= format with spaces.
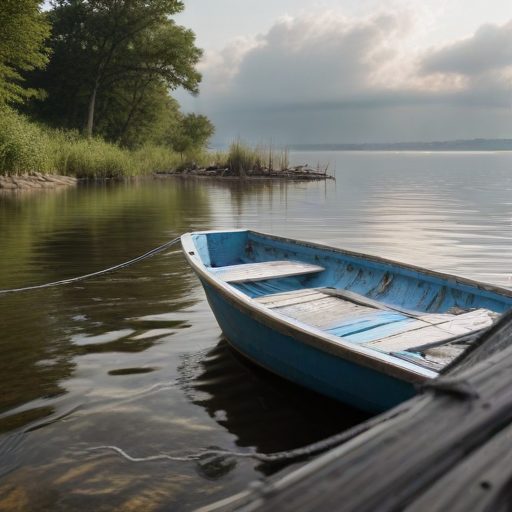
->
xmin=88 ymin=399 xmax=413 ymax=465
xmin=0 ymin=237 xmax=182 ymax=294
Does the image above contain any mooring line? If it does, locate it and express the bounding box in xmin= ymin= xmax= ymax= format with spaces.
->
xmin=0 ymin=237 xmax=182 ymax=294
xmin=89 ymin=445 xmax=204 ymax=462
xmin=88 ymin=401 xmax=413 ymax=465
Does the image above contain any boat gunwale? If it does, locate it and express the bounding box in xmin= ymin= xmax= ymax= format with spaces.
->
xmin=181 ymin=231 xmax=443 ymax=382
xmin=247 ymin=230 xmax=512 ymax=302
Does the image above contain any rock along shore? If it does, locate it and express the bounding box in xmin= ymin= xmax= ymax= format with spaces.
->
xmin=0 ymin=172 xmax=78 ymax=191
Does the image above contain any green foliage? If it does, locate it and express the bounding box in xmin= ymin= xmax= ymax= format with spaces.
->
xmin=0 ymin=0 xmax=50 ymax=105
xmin=162 ymin=113 xmax=215 ymax=155
xmin=96 ymin=82 xmax=179 ymax=149
xmin=0 ymin=108 xmax=218 ymax=178
xmin=226 ymin=139 xmax=262 ymax=175
xmin=0 ymin=107 xmax=52 ymax=175
xmin=225 ymin=139 xmax=290 ymax=175
xmin=131 ymin=145 xmax=183 ymax=174
xmin=0 ymin=109 xmax=293 ymax=181
xmin=51 ymin=135 xmax=134 ymax=179
xmin=29 ymin=0 xmax=203 ymax=138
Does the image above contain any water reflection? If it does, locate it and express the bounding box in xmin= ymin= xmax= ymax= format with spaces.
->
xmin=180 ymin=339 xmax=369 ymax=473
xmin=0 ymin=179 xmax=213 ymax=435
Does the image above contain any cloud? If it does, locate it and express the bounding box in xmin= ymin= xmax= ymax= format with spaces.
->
xmin=202 ymin=9 xmax=415 ymax=106
xmin=420 ymin=20 xmax=512 ymax=76
xmin=198 ymin=35 xmax=266 ymax=89
xmin=416 ymin=19 xmax=512 ymax=109
xmin=177 ymin=8 xmax=512 ymax=144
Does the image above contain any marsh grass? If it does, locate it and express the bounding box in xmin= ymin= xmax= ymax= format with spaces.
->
xmin=277 ymin=145 xmax=290 ymax=171
xmin=226 ymin=139 xmax=261 ymax=174
xmin=225 ymin=139 xmax=290 ymax=175
xmin=0 ymin=107 xmax=53 ymax=176
xmin=0 ymin=108 xmax=217 ymax=179
xmin=0 ymin=111 xmax=293 ymax=180
xmin=52 ymin=135 xmax=135 ymax=179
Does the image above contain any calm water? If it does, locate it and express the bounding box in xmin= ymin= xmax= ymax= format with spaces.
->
xmin=1 ymin=151 xmax=512 ymax=510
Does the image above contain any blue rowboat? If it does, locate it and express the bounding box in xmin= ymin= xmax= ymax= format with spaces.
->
xmin=181 ymin=230 xmax=512 ymax=413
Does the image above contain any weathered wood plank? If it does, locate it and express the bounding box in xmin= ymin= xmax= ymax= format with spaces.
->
xmin=321 ymin=287 xmax=420 ymax=315
xmin=422 ymin=345 xmax=467 ymax=368
xmin=254 ymin=287 xmax=495 ymax=354
xmin=363 ymin=309 xmax=495 ymax=352
xmin=209 ymin=261 xmax=325 ymax=283
xmin=254 ymin=288 xmax=323 ymax=305
xmin=255 ymin=288 xmax=381 ymax=327
xmin=345 ymin=318 xmax=438 ymax=345
xmin=276 ymin=297 xmax=375 ymax=327
xmin=255 ymin=292 xmax=329 ymax=309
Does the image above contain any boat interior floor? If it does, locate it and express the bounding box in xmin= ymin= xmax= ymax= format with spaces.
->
xmin=207 ymin=259 xmax=498 ymax=371
xmin=252 ymin=287 xmax=497 ymax=372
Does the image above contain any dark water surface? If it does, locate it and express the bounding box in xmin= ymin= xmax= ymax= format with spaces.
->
xmin=1 ymin=151 xmax=512 ymax=510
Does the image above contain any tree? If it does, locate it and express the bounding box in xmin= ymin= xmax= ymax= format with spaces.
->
xmin=0 ymin=0 xmax=50 ymax=105
xmin=96 ymin=81 xmax=183 ymax=149
xmin=34 ymin=0 xmax=202 ymax=137
xmin=164 ymin=113 xmax=215 ymax=156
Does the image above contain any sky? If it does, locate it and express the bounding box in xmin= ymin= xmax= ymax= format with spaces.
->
xmin=172 ymin=0 xmax=512 ymax=146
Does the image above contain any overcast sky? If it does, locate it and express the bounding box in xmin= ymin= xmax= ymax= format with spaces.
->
xmin=175 ymin=1 xmax=512 ymax=146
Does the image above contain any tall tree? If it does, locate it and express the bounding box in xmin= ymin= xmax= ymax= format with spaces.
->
xmin=35 ymin=0 xmax=202 ymax=137
xmin=0 ymin=0 xmax=50 ymax=105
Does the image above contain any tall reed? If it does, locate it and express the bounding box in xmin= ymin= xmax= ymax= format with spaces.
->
xmin=226 ymin=138 xmax=261 ymax=174
xmin=225 ymin=139 xmax=290 ymax=175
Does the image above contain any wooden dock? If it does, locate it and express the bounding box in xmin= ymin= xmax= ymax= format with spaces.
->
xmin=197 ymin=307 xmax=512 ymax=512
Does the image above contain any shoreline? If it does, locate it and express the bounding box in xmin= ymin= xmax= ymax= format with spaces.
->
xmin=155 ymin=173 xmax=334 ymax=181
xmin=0 ymin=168 xmax=334 ymax=192
xmin=0 ymin=173 xmax=77 ymax=191
xmin=155 ymin=165 xmax=335 ymax=181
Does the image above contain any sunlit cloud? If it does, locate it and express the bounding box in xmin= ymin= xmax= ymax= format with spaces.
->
xmin=176 ymin=6 xmax=512 ymax=144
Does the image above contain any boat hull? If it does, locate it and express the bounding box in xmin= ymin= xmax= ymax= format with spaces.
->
xmin=200 ymin=277 xmax=415 ymax=413
xmin=183 ymin=230 xmax=512 ymax=414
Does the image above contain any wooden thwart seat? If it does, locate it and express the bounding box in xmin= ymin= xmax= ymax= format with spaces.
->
xmin=209 ymin=261 xmax=325 ymax=284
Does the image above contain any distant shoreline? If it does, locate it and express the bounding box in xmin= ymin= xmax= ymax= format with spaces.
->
xmin=289 ymin=139 xmax=512 ymax=152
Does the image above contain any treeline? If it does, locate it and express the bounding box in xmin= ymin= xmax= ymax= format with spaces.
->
xmin=0 ymin=0 xmax=215 ymax=178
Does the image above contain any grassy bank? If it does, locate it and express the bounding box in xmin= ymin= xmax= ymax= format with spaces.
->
xmin=0 ymin=110 xmax=293 ymax=179
xmin=0 ymin=108 xmax=216 ymax=179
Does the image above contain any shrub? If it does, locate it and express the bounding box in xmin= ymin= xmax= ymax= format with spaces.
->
xmin=0 ymin=107 xmax=52 ymax=175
